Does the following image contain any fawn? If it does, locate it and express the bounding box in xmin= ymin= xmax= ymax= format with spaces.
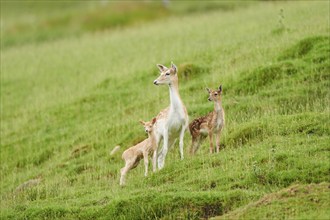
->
xmin=153 ymin=62 xmax=189 ymax=169
xmin=189 ymin=85 xmax=225 ymax=154
xmin=120 ymin=118 xmax=157 ymax=186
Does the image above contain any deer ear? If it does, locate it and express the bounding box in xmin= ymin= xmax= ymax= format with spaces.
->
xmin=171 ymin=61 xmax=177 ymax=73
xmin=139 ymin=120 xmax=145 ymax=125
xmin=157 ymin=64 xmax=167 ymax=72
xmin=206 ymin=88 xmax=211 ymax=93
xmin=219 ymin=85 xmax=222 ymax=93
xmin=152 ymin=117 xmax=157 ymax=124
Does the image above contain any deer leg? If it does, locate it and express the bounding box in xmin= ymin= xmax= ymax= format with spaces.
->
xmin=143 ymin=151 xmax=149 ymax=177
xmin=190 ymin=136 xmax=196 ymax=155
xmin=216 ymin=132 xmax=221 ymax=153
xmin=179 ymin=126 xmax=185 ymax=160
xmin=158 ymin=130 xmax=168 ymax=169
xmin=120 ymin=160 xmax=134 ymax=186
xmin=153 ymin=136 xmax=161 ymax=171
xmin=190 ymin=135 xmax=200 ymax=155
xmin=209 ymin=132 xmax=214 ymax=153
xmin=152 ymin=150 xmax=157 ymax=172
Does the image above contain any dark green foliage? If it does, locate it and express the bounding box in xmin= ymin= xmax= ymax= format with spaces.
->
xmin=232 ymin=36 xmax=330 ymax=95
xmin=225 ymin=112 xmax=329 ymax=147
xmin=33 ymin=149 xmax=54 ymax=166
xmin=278 ymin=36 xmax=329 ymax=61
xmin=21 ymin=206 xmax=70 ymax=219
xmin=178 ymin=63 xmax=210 ymax=81
xmin=217 ymin=183 xmax=330 ymax=220
xmin=103 ymin=192 xmax=229 ymax=219
xmin=232 ymin=60 xmax=301 ymax=94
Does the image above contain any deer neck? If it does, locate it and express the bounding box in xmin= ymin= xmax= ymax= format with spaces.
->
xmin=168 ymin=79 xmax=183 ymax=111
xmin=214 ymin=100 xmax=222 ymax=114
xmin=148 ymin=131 xmax=157 ymax=150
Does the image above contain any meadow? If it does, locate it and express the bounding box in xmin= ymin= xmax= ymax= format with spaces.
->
xmin=1 ymin=1 xmax=329 ymax=219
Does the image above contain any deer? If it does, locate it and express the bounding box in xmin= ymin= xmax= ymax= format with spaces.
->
xmin=153 ymin=62 xmax=189 ymax=169
xmin=120 ymin=118 xmax=157 ymax=186
xmin=189 ymin=85 xmax=225 ymax=154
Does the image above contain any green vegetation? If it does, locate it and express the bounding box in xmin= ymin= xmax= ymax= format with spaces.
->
xmin=215 ymin=183 xmax=330 ymax=220
xmin=1 ymin=1 xmax=251 ymax=49
xmin=1 ymin=1 xmax=329 ymax=219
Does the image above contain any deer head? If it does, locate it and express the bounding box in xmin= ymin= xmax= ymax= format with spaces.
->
xmin=139 ymin=118 xmax=157 ymax=134
xmin=153 ymin=62 xmax=178 ymax=86
xmin=206 ymin=85 xmax=222 ymax=102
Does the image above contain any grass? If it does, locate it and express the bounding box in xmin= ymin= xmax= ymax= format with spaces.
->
xmin=214 ymin=182 xmax=330 ymax=220
xmin=1 ymin=1 xmax=329 ymax=219
xmin=1 ymin=1 xmax=252 ymax=49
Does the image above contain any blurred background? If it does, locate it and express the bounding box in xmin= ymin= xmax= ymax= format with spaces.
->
xmin=1 ymin=0 xmax=252 ymax=49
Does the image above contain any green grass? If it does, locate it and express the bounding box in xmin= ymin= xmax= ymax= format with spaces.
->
xmin=214 ymin=183 xmax=330 ymax=220
xmin=1 ymin=1 xmax=330 ymax=219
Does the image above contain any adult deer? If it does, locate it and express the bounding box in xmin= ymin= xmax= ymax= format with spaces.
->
xmin=189 ymin=85 xmax=225 ymax=154
xmin=153 ymin=62 xmax=189 ymax=169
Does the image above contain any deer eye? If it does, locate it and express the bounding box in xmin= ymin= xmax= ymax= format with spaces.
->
xmin=165 ymin=72 xmax=170 ymax=76
xmin=214 ymin=93 xmax=218 ymax=96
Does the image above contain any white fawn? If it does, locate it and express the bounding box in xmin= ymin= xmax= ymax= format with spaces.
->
xmin=120 ymin=118 xmax=157 ymax=186
xmin=189 ymin=85 xmax=225 ymax=154
xmin=153 ymin=62 xmax=189 ymax=169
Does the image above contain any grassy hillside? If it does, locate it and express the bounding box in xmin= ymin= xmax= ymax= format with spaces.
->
xmin=215 ymin=183 xmax=330 ymax=219
xmin=1 ymin=1 xmax=329 ymax=219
